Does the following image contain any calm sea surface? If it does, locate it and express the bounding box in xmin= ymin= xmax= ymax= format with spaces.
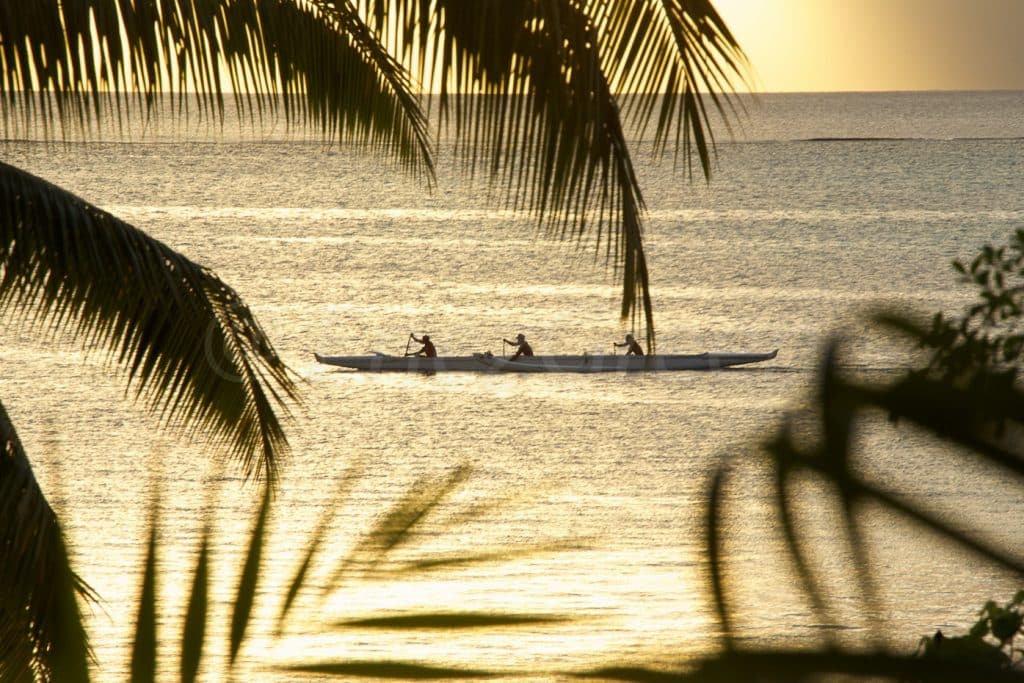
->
xmin=3 ymin=91 xmax=1024 ymax=680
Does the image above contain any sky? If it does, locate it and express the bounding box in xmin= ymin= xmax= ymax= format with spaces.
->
xmin=711 ymin=0 xmax=1024 ymax=93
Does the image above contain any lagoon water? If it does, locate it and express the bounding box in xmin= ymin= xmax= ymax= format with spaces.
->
xmin=3 ymin=90 xmax=1024 ymax=680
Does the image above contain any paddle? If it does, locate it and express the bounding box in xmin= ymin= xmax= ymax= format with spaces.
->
xmin=405 ymin=333 xmax=413 ymax=357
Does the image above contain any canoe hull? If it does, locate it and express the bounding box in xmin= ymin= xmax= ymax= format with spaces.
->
xmin=315 ymin=353 xmax=492 ymax=372
xmin=314 ymin=350 xmax=778 ymax=373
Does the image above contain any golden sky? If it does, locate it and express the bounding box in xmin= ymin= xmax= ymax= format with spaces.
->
xmin=712 ymin=0 xmax=1024 ymax=93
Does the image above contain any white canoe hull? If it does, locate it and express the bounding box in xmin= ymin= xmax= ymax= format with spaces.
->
xmin=314 ymin=350 xmax=778 ymax=373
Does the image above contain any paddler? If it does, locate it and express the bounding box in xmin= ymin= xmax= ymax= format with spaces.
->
xmin=406 ymin=333 xmax=437 ymax=357
xmin=503 ymin=333 xmax=534 ymax=360
xmin=614 ymin=333 xmax=644 ymax=356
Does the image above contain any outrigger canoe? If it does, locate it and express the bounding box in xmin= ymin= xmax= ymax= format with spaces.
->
xmin=313 ymin=349 xmax=778 ymax=373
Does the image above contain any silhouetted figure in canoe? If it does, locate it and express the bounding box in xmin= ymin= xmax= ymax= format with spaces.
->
xmin=406 ymin=333 xmax=437 ymax=357
xmin=503 ymin=333 xmax=534 ymax=360
xmin=614 ymin=333 xmax=644 ymax=356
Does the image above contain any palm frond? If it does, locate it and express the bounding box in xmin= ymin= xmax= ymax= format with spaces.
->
xmin=130 ymin=506 xmax=159 ymax=683
xmin=3 ymin=1 xmax=747 ymax=349
xmin=578 ymin=651 xmax=1024 ymax=682
xmin=229 ymin=480 xmax=272 ymax=667
xmin=765 ymin=429 xmax=835 ymax=635
xmin=0 ymin=0 xmax=433 ymax=180
xmin=0 ymin=162 xmax=297 ymax=481
xmin=276 ymin=468 xmax=361 ymax=634
xmin=324 ymin=465 xmax=470 ymax=589
xmin=704 ymin=467 xmax=733 ymax=650
xmin=335 ymin=612 xmax=570 ymax=629
xmin=598 ymin=0 xmax=750 ymax=175
xmin=379 ymin=541 xmax=575 ymax=575
xmin=703 ymin=325 xmax=1024 ymax=680
xmin=372 ymin=1 xmax=663 ymax=347
xmin=180 ymin=530 xmax=210 ymax=683
xmin=751 ymin=346 xmax=1024 ymax=627
xmin=371 ymin=1 xmax=747 ymax=349
xmin=0 ymin=400 xmax=91 ymax=683
xmin=281 ymin=660 xmax=506 ymax=679
xmin=76 ymin=463 xmax=580 ymax=680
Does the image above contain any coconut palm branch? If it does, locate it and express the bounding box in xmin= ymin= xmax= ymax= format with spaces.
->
xmin=0 ymin=3 xmax=747 ymax=679
xmin=370 ymin=0 xmax=748 ymax=347
xmin=686 ymin=335 xmax=1024 ymax=682
xmin=0 ymin=401 xmax=93 ymax=682
xmin=0 ymin=162 xmax=297 ymax=482
xmin=2 ymin=1 xmax=746 ymax=345
xmin=2 ymin=1 xmax=436 ymax=478
xmin=0 ymin=0 xmax=432 ymax=178
xmin=599 ymin=0 xmax=749 ymax=174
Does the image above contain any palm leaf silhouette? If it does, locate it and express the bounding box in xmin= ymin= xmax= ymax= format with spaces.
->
xmin=373 ymin=0 xmax=748 ymax=346
xmin=0 ymin=0 xmax=432 ymax=178
xmin=0 ymin=401 xmax=92 ymax=682
xmin=0 ymin=162 xmax=297 ymax=481
xmin=2 ymin=1 xmax=748 ymax=347
xmin=695 ymin=333 xmax=1024 ymax=681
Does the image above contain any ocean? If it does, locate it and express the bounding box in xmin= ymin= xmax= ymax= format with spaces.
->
xmin=2 ymin=90 xmax=1023 ymax=680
